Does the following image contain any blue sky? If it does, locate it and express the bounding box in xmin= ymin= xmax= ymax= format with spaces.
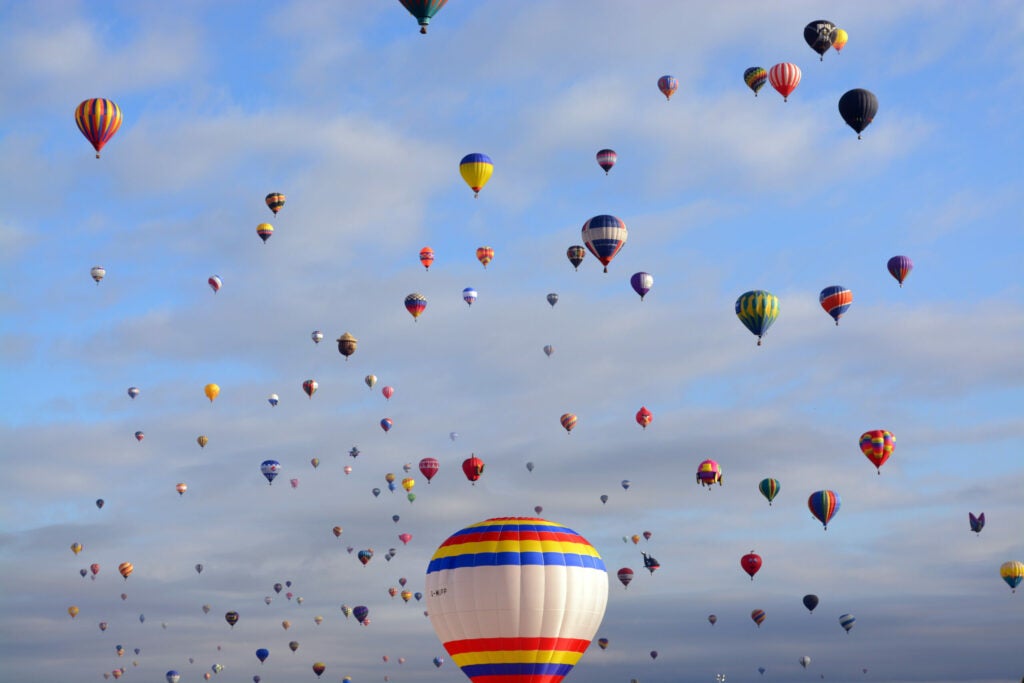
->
xmin=1 ymin=1 xmax=1022 ymax=682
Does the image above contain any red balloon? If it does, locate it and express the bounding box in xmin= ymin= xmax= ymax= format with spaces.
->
xmin=635 ymin=406 xmax=653 ymax=429
xmin=418 ymin=457 xmax=439 ymax=482
xmin=617 ymin=567 xmax=634 ymax=588
xmin=741 ymin=551 xmax=762 ymax=580
xmin=461 ymin=455 xmax=484 ymax=484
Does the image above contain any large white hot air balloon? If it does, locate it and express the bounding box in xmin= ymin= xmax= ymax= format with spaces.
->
xmin=425 ymin=517 xmax=608 ymax=683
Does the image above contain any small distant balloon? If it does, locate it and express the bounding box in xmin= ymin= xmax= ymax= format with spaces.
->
xmin=887 ymin=255 xmax=913 ymax=287
xmin=547 ymin=293 xmax=559 ymax=307
xmin=267 ymin=393 xmax=279 ymax=407
xmin=543 ymin=345 xmax=554 ymax=357
xmin=596 ymin=149 xmax=617 ymax=174
xmin=462 ymin=287 xmax=477 ymax=306
xmin=207 ymin=275 xmax=222 ymax=293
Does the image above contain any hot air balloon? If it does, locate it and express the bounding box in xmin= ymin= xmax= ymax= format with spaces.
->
xmin=642 ymin=551 xmax=660 ymax=574
xmin=566 ymin=245 xmax=586 ymax=270
xmin=254 ymin=648 xmax=269 ymax=664
xmin=302 ymin=379 xmax=318 ymax=398
xmin=208 ymin=275 xmax=222 ymax=293
xmin=426 ymin=517 xmax=608 ymax=683
xmin=970 ymin=512 xmax=985 ymax=534
xmin=547 ymin=293 xmax=559 ymax=308
xmin=353 ymin=605 xmax=370 ymax=625
xmin=820 ymin=286 xmax=853 ymax=325
xmin=372 ymin=488 xmax=381 ymax=497
xmin=621 ymin=480 xmax=631 ymax=490
xmin=839 ymin=89 xmax=878 ymax=139
xmin=260 ymin=460 xmax=280 ymax=485
xmin=337 ymin=332 xmax=358 ymax=359
xmin=831 ymin=27 xmax=849 ymax=52
xmin=751 ymin=609 xmax=766 ymax=627
xmin=433 ymin=656 xmax=445 ymax=668
xmin=543 ymin=345 xmax=554 ymax=357
xmin=657 ymin=75 xmax=678 ymax=101
xmin=1001 ymin=561 xmax=1024 ymax=592
xmin=475 ymin=247 xmax=494 ymax=269
xmin=256 ymin=223 xmax=274 ymax=243
xmin=460 ymin=154 xmax=493 ymax=197
xmin=461 ymin=455 xmax=484 ymax=484
xmin=68 ymin=605 xmax=79 ymax=618
xmin=581 ymin=215 xmax=627 ymax=273
xmin=203 ymin=604 xmax=211 ymax=613
xmin=759 ymin=478 xmax=780 ymax=505
xmin=96 ymin=498 xmax=105 ymax=509
xmin=380 ymin=418 xmax=393 ymax=433
xmin=281 ymin=620 xmax=291 ymax=630
xmin=399 ymin=533 xmax=413 ymax=545
xmin=696 ymin=459 xmax=722 ymax=487
xmin=399 ymin=0 xmax=447 ymax=34
xmin=526 ymin=461 xmax=535 ymax=472
xmin=118 ymin=562 xmax=133 ymax=580
xmin=265 ymin=192 xmax=285 ymax=214
xmin=650 ymin=651 xmax=658 ymax=660
xmin=420 ymin=247 xmax=435 ymax=270
xmin=167 ymin=671 xmax=181 ymax=683
xmin=859 ymin=429 xmax=896 ymax=474
xmin=197 ymin=435 xmax=208 ymax=448
xmin=708 ymin=614 xmax=717 ymax=626
xmin=630 ymin=272 xmax=653 ymax=300
xmin=75 ymin=98 xmax=122 ymax=158
xmin=768 ymin=62 xmax=801 ymax=101
xmin=133 ymin=430 xmax=144 ymax=442
xmin=70 ymin=541 xmax=83 ymax=555
xmin=804 ymin=20 xmax=836 ymax=60
xmin=274 ymin=583 xmax=283 ymax=594
xmin=462 ymin=287 xmax=477 ymax=306
xmin=800 ymin=656 xmax=811 ymax=669
xmin=127 ymin=386 xmax=140 ymax=399
xmin=365 ymin=375 xmax=377 ymax=389
xmin=741 ymin=551 xmax=762 ymax=580
xmin=309 ymin=457 xmax=320 ymax=469
xmin=405 ymin=293 xmax=427 ymax=320
xmin=839 ymin=614 xmax=856 ymax=633
xmin=419 ymin=457 xmax=439 ymax=482
xmin=90 ymin=266 xmax=106 ymax=284
xmin=887 ymin=255 xmax=913 ymax=287
xmin=735 ymin=290 xmax=779 ymax=345
xmin=225 ymin=611 xmax=239 ymax=628
xmin=808 ymin=490 xmax=841 ymax=529
xmin=204 ymin=383 xmax=220 ymax=402
xmin=267 ymin=393 xmax=279 ymax=407
xmin=596 ymin=149 xmax=617 ymax=175
xmin=743 ymin=67 xmax=767 ymax=96
xmin=288 ymin=478 xmax=299 ymax=489
xmin=559 ymin=413 xmax=578 ymax=434
xmin=312 ymin=662 xmax=326 ymax=678
xmin=401 ymin=478 xmax=414 ymax=493
xmin=358 ymin=549 xmax=373 ymax=566
xmin=175 ymin=483 xmax=187 ymax=496
xmin=382 ymin=385 xmax=395 ymax=401
xmin=311 ymin=330 xmax=324 ymax=344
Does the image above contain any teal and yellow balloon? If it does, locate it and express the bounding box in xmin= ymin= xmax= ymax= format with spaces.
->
xmin=735 ymin=290 xmax=779 ymax=346
xmin=1000 ymin=561 xmax=1024 ymax=592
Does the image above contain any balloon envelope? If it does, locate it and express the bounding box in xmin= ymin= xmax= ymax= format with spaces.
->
xmin=743 ymin=67 xmax=767 ymax=96
xmin=657 ymin=75 xmax=678 ymax=100
xmin=75 ymin=98 xmax=122 ymax=158
xmin=581 ymin=215 xmax=627 ymax=273
xmin=459 ymin=153 xmax=493 ymax=197
xmin=839 ymin=88 xmax=878 ymax=138
xmin=425 ymin=517 xmax=608 ymax=683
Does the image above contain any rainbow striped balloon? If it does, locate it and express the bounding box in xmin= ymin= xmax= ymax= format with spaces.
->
xmin=426 ymin=517 xmax=608 ymax=683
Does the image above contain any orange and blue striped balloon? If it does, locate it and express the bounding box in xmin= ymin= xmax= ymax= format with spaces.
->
xmin=75 ymin=98 xmax=123 ymax=158
xmin=819 ymin=286 xmax=853 ymax=325
xmin=426 ymin=517 xmax=608 ymax=683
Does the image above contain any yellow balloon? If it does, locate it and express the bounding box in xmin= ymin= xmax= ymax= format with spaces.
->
xmin=204 ymin=383 xmax=220 ymax=402
xmin=459 ymin=153 xmax=494 ymax=198
xmin=68 ymin=606 xmax=79 ymax=618
xmin=402 ymin=477 xmax=415 ymax=492
xmin=71 ymin=542 xmax=83 ymax=555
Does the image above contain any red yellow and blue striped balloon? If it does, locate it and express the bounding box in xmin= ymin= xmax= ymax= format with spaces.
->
xmin=459 ymin=153 xmax=493 ymax=197
xmin=581 ymin=215 xmax=627 ymax=273
xmin=425 ymin=517 xmax=608 ymax=683
xmin=560 ymin=413 xmax=577 ymax=434
xmin=819 ymin=286 xmax=853 ymax=325
xmin=751 ymin=609 xmax=766 ymax=627
xmin=743 ymin=67 xmax=767 ymax=96
xmin=405 ymin=293 xmax=427 ymax=320
xmin=735 ymin=290 xmax=779 ymax=345
xmin=75 ymin=98 xmax=123 ymax=158
xmin=808 ymin=490 xmax=841 ymax=530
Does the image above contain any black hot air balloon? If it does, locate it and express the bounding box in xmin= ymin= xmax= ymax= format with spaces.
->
xmin=838 ymin=89 xmax=878 ymax=139
xmin=803 ymin=20 xmax=836 ymax=60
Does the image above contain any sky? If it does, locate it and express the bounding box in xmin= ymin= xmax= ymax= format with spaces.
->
xmin=1 ymin=1 xmax=1023 ymax=682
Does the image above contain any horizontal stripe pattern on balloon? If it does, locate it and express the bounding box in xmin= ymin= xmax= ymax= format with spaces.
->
xmin=819 ymin=286 xmax=853 ymax=324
